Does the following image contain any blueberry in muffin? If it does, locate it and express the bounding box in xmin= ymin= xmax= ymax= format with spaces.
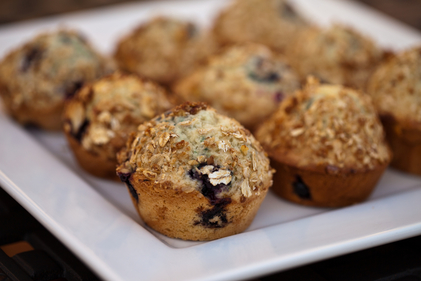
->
xmin=174 ymin=43 xmax=300 ymax=131
xmin=63 ymin=72 xmax=172 ymax=180
xmin=256 ymin=77 xmax=391 ymax=207
xmin=116 ymin=102 xmax=273 ymax=240
xmin=0 ymin=29 xmax=112 ymax=130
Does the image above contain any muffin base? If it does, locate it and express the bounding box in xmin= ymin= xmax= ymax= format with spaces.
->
xmin=65 ymin=131 xmax=119 ymax=181
xmin=270 ymin=159 xmax=388 ymax=208
xmin=1 ymin=92 xmax=63 ymax=131
xmin=125 ymin=173 xmax=268 ymax=241
xmin=381 ymin=115 xmax=421 ymax=175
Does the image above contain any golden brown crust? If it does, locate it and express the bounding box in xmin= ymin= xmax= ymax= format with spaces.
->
xmin=212 ymin=0 xmax=308 ymax=53
xmin=271 ymin=159 xmax=389 ymax=207
xmin=114 ymin=17 xmax=217 ymax=86
xmin=128 ymin=174 xmax=267 ymax=240
xmin=117 ymin=102 xmax=273 ymax=240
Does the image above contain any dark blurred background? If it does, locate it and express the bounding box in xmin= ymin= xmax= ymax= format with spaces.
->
xmin=0 ymin=0 xmax=421 ymax=31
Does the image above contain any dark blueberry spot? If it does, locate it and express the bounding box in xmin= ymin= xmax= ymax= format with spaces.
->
xmin=65 ymin=81 xmax=84 ymax=100
xmin=21 ymin=47 xmax=43 ymax=72
xmin=274 ymin=92 xmax=284 ymax=103
xmin=189 ymin=163 xmax=233 ymax=228
xmin=186 ymin=23 xmax=198 ymax=39
xmin=72 ymin=119 xmax=89 ymax=143
xmin=117 ymin=171 xmax=138 ymax=203
xmin=194 ymin=198 xmax=231 ymax=228
xmin=248 ymin=57 xmax=281 ymax=83
xmin=189 ymin=163 xmax=230 ymax=204
xmin=292 ymin=175 xmax=311 ymax=200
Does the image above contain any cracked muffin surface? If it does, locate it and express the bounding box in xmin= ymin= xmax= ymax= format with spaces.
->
xmin=114 ymin=17 xmax=217 ymax=86
xmin=174 ymin=43 xmax=300 ymax=131
xmin=0 ymin=29 xmax=112 ymax=130
xmin=63 ymin=72 xmax=172 ymax=179
xmin=117 ymin=102 xmax=273 ymax=240
xmin=367 ymin=46 xmax=421 ymax=175
xmin=288 ymin=25 xmax=384 ymax=89
xmin=212 ymin=0 xmax=308 ymax=53
xmin=256 ymin=78 xmax=390 ymax=207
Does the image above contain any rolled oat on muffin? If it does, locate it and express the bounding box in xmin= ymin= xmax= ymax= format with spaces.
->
xmin=114 ymin=17 xmax=217 ymax=86
xmin=367 ymin=46 xmax=421 ymax=175
xmin=288 ymin=24 xmax=384 ymax=90
xmin=174 ymin=43 xmax=300 ymax=131
xmin=256 ymin=77 xmax=391 ymax=207
xmin=63 ymin=72 xmax=172 ymax=180
xmin=0 ymin=29 xmax=112 ymax=130
xmin=212 ymin=0 xmax=308 ymax=53
xmin=116 ymin=102 xmax=273 ymax=240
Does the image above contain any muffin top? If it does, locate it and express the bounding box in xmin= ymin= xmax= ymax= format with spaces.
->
xmin=117 ymin=102 xmax=273 ymax=202
xmin=367 ymin=46 xmax=421 ymax=127
xmin=114 ymin=17 xmax=216 ymax=85
xmin=0 ymin=29 xmax=110 ymax=110
xmin=174 ymin=43 xmax=300 ymax=130
xmin=289 ymin=25 xmax=383 ymax=89
xmin=213 ymin=0 xmax=308 ymax=52
xmin=256 ymin=78 xmax=391 ymax=172
xmin=64 ymin=72 xmax=172 ymax=160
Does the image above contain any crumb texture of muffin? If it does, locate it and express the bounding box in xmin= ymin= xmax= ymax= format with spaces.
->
xmin=0 ymin=29 xmax=112 ymax=130
xmin=63 ymin=72 xmax=172 ymax=180
xmin=114 ymin=17 xmax=217 ymax=86
xmin=288 ymin=25 xmax=384 ymax=89
xmin=213 ymin=0 xmax=308 ymax=53
xmin=256 ymin=78 xmax=391 ymax=207
xmin=116 ymin=102 xmax=273 ymax=240
xmin=174 ymin=43 xmax=300 ymax=131
xmin=367 ymin=46 xmax=421 ymax=174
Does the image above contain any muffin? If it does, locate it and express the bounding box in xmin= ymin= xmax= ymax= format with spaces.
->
xmin=116 ymin=102 xmax=273 ymax=241
xmin=174 ymin=43 xmax=300 ymax=131
xmin=0 ymin=29 xmax=111 ymax=130
xmin=212 ymin=0 xmax=308 ymax=53
xmin=114 ymin=17 xmax=217 ymax=86
xmin=288 ymin=25 xmax=384 ymax=90
xmin=63 ymin=72 xmax=172 ymax=180
xmin=367 ymin=46 xmax=421 ymax=175
xmin=256 ymin=78 xmax=391 ymax=207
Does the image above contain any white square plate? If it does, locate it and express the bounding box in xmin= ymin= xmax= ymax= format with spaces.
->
xmin=1 ymin=0 xmax=421 ymax=280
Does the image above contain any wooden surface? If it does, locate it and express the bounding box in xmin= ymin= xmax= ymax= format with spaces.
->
xmin=0 ymin=0 xmax=421 ymax=31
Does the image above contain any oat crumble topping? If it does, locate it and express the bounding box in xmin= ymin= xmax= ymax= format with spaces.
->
xmin=117 ymin=102 xmax=273 ymax=200
xmin=256 ymin=78 xmax=391 ymax=170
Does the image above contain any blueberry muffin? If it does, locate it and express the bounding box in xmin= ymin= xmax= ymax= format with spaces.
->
xmin=212 ymin=0 xmax=308 ymax=53
xmin=114 ymin=17 xmax=217 ymax=86
xmin=173 ymin=44 xmax=300 ymax=131
xmin=63 ymin=72 xmax=172 ymax=180
xmin=367 ymin=46 xmax=421 ymax=175
xmin=256 ymin=78 xmax=391 ymax=207
xmin=0 ymin=29 xmax=112 ymax=130
xmin=116 ymin=102 xmax=273 ymax=240
xmin=288 ymin=25 xmax=384 ymax=89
